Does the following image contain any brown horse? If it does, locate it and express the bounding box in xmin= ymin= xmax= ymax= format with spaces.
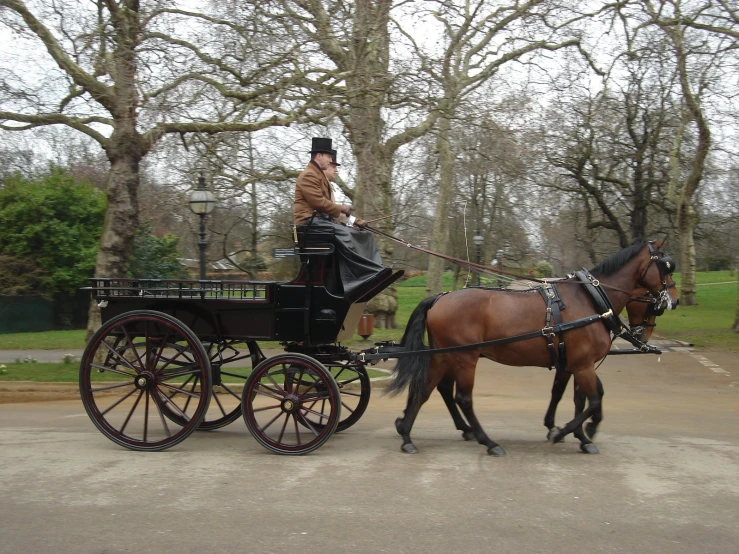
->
xmin=436 ymin=282 xmax=665 ymax=455
xmin=388 ymin=238 xmax=679 ymax=455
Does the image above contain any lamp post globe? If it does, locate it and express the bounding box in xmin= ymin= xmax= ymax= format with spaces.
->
xmin=188 ymin=173 xmax=216 ymax=280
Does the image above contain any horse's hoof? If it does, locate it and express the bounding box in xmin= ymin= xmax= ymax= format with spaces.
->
xmin=395 ymin=418 xmax=403 ymax=436
xmin=580 ymin=443 xmax=599 ymax=454
xmin=545 ymin=432 xmax=565 ymax=442
xmin=585 ymin=422 xmax=598 ymax=440
xmin=547 ymin=427 xmax=565 ymax=444
xmin=462 ymin=431 xmax=476 ymax=441
xmin=488 ymin=445 xmax=506 ymax=457
xmin=401 ymin=443 xmax=419 ymax=454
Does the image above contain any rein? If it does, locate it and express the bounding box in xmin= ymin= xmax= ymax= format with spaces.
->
xmin=364 ymin=224 xmax=664 ymax=306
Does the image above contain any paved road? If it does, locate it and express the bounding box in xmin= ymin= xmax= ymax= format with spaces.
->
xmin=0 ymin=346 xmax=737 ymax=553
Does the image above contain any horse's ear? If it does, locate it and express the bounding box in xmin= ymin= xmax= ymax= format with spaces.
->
xmin=649 ymin=234 xmax=667 ymax=249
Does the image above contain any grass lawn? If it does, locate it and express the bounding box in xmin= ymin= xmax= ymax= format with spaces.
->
xmin=0 ymin=329 xmax=87 ymax=350
xmin=657 ymin=271 xmax=739 ymax=351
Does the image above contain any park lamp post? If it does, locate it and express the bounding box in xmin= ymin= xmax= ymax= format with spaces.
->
xmin=188 ymin=172 xmax=216 ymax=280
xmin=473 ymin=231 xmax=484 ymax=286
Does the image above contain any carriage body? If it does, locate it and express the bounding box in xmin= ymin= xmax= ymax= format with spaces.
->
xmin=89 ymin=277 xmax=361 ymax=345
xmin=79 ymin=225 xmax=403 ymax=455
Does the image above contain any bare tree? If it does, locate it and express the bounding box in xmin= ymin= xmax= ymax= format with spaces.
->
xmin=0 ymin=0 xmax=325 ymax=333
xmin=631 ymin=0 xmax=738 ymax=305
xmin=399 ymin=0 xmax=589 ymax=296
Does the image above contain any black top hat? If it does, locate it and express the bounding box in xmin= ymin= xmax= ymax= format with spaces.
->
xmin=309 ymin=137 xmax=333 ymax=155
xmin=330 ymin=149 xmax=341 ymax=166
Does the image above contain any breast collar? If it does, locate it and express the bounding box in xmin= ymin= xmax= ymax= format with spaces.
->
xmin=573 ymin=269 xmax=623 ymax=334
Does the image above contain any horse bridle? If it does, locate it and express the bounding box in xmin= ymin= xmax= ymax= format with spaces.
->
xmin=629 ymin=242 xmax=677 ymax=340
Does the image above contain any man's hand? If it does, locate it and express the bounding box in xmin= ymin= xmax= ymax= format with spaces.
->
xmin=340 ymin=204 xmax=353 ymax=216
xmin=354 ymin=218 xmax=367 ymax=228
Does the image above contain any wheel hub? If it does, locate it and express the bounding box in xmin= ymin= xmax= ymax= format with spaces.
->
xmin=134 ymin=371 xmax=156 ymax=391
xmin=281 ymin=394 xmax=301 ymax=414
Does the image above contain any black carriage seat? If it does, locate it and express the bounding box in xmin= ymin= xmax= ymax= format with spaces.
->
xmin=291 ymin=224 xmax=404 ymax=305
xmin=292 ymin=224 xmax=342 ymax=295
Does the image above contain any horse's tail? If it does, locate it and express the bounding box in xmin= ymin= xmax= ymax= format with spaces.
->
xmin=385 ymin=295 xmax=438 ymax=398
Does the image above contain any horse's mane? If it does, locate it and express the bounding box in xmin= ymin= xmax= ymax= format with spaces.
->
xmin=589 ymin=241 xmax=645 ymax=276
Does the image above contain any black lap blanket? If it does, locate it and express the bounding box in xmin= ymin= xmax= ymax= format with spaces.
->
xmin=300 ymin=219 xmax=386 ymax=299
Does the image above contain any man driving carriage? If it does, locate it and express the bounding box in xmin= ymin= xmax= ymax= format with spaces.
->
xmin=293 ymin=137 xmax=386 ymax=299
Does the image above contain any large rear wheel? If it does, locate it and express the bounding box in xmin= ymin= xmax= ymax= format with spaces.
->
xmin=242 ymin=353 xmax=340 ymax=455
xmin=79 ymin=310 xmax=212 ymax=451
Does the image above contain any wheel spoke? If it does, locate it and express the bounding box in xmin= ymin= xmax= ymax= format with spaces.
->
xmin=143 ymin=391 xmax=150 ymax=442
xmin=119 ymin=389 xmax=144 ymax=435
xmin=122 ymin=325 xmax=146 ymax=369
xmin=89 ymin=362 xmax=137 ymax=379
xmin=209 ymin=388 xmax=228 ymax=418
xmin=264 ymin=369 xmax=285 ymax=395
xmin=300 ymin=405 xmax=330 ymax=421
xmin=219 ymin=382 xmax=243 ymax=402
xmin=259 ymin=410 xmax=283 ymax=433
xmin=155 ymin=388 xmax=191 ymax=421
xmin=159 ymin=381 xmax=202 ymax=400
xmin=296 ymin=379 xmax=318 ymax=398
xmin=293 ymin=413 xmax=301 ymax=444
xmin=277 ymin=413 xmax=290 ymax=444
xmin=100 ymin=386 xmax=138 ymax=416
xmin=253 ymin=385 xmax=284 ymax=402
xmin=252 ymin=403 xmax=282 ymax=413
xmin=90 ymin=381 xmax=135 ymax=393
xmin=99 ymin=339 xmax=140 ymax=373
xmin=298 ymin=413 xmax=320 ymax=437
xmin=164 ymin=374 xmax=195 ymax=399
xmin=148 ymin=324 xmax=173 ymax=371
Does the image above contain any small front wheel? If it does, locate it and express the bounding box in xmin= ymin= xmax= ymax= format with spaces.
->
xmin=242 ymin=354 xmax=340 ymax=455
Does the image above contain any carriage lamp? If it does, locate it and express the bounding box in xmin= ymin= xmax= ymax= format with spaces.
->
xmin=188 ymin=172 xmax=216 ymax=280
xmin=473 ymin=232 xmax=484 ymax=285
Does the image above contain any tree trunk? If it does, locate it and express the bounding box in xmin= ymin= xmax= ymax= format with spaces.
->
xmin=85 ymin=129 xmax=142 ymax=339
xmin=354 ymin=142 xmax=397 ymax=328
xmin=426 ymin=113 xmax=454 ymax=297
xmin=678 ymin=203 xmax=698 ymax=306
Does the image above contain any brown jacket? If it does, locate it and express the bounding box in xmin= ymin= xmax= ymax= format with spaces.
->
xmin=293 ymin=160 xmax=342 ymax=224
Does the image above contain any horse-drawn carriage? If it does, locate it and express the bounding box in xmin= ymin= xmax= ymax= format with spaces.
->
xmin=80 ymin=224 xmax=403 ymax=454
xmin=80 ymin=222 xmax=677 ymax=456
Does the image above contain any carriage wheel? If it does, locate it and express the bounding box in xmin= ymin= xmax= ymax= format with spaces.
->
xmin=242 ymin=353 xmax=341 ymax=455
xmin=294 ymin=364 xmax=370 ymax=433
xmin=79 ymin=310 xmax=212 ymax=451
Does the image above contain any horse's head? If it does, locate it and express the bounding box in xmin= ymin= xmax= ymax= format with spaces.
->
xmin=636 ymin=236 xmax=680 ymax=312
xmin=625 ymin=290 xmax=659 ymax=343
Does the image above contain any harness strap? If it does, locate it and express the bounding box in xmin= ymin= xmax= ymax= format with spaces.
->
xmin=537 ymin=283 xmax=567 ymax=371
xmin=354 ymin=311 xmax=608 ymax=362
